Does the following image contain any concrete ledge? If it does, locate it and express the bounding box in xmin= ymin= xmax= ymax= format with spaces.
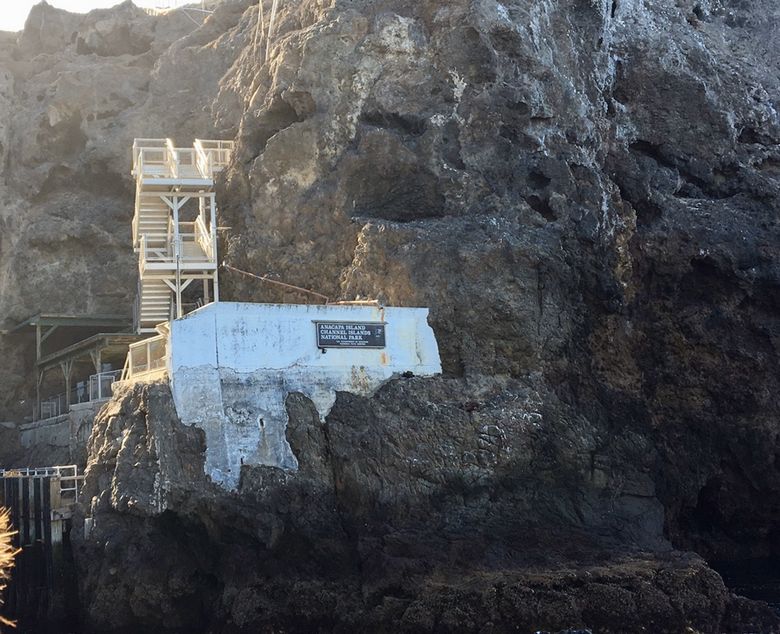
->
xmin=166 ymin=302 xmax=442 ymax=489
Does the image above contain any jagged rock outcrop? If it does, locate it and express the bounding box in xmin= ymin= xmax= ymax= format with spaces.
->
xmin=215 ymin=0 xmax=780 ymax=566
xmin=75 ymin=382 xmax=779 ymax=632
xmin=0 ymin=0 xmax=778 ymax=631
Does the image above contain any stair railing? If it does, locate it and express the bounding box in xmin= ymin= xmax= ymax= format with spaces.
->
xmin=139 ymin=235 xmax=147 ymax=274
xmin=132 ymin=289 xmax=141 ymax=334
xmin=194 ymin=139 xmax=213 ymax=179
xmin=132 ymin=178 xmax=142 ymax=246
xmin=126 ymin=334 xmax=168 ymax=379
xmin=195 ymin=139 xmax=235 ymax=178
xmin=132 ymin=139 xmax=168 ymax=178
xmin=195 ymin=215 xmax=214 ymax=261
xmin=165 ymin=138 xmax=179 ymax=178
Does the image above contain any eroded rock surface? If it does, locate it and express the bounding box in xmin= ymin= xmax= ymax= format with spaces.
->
xmin=0 ymin=0 xmax=778 ymax=631
xmin=75 ymin=381 xmax=778 ymax=632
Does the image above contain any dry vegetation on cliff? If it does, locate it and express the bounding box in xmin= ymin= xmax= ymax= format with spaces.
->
xmin=0 ymin=508 xmax=17 ymax=629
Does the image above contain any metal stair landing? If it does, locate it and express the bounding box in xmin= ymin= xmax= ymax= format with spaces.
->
xmin=130 ymin=138 xmax=233 ymax=334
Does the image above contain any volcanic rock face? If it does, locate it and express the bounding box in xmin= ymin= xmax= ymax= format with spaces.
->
xmin=76 ymin=381 xmax=778 ymax=632
xmin=0 ymin=0 xmax=779 ymax=631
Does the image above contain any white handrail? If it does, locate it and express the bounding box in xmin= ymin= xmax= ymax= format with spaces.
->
xmin=126 ymin=334 xmax=168 ymax=379
xmin=139 ymin=235 xmax=147 ymax=274
xmin=134 ymin=138 xmax=233 ymax=179
xmin=0 ymin=465 xmax=84 ymax=499
xmin=195 ymin=215 xmax=214 ymax=260
xmin=165 ymin=138 xmax=179 ymax=178
xmin=88 ymin=370 xmax=122 ymax=402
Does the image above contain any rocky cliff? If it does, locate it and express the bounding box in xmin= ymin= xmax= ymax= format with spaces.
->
xmin=1 ymin=0 xmax=779 ymax=632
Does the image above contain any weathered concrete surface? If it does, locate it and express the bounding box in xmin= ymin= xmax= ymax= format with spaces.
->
xmin=11 ymin=400 xmax=107 ymax=469
xmin=167 ymin=302 xmax=441 ymax=488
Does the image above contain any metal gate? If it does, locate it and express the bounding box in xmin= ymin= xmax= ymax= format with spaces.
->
xmin=0 ymin=466 xmax=83 ymax=625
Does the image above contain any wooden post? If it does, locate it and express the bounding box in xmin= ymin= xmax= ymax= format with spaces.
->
xmin=36 ymin=369 xmax=44 ymax=421
xmin=61 ymin=359 xmax=73 ymax=408
xmin=37 ymin=325 xmax=58 ymax=361
xmin=90 ymin=348 xmax=102 ymax=374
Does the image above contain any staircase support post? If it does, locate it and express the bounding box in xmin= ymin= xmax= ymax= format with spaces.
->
xmin=210 ymin=193 xmax=219 ymax=303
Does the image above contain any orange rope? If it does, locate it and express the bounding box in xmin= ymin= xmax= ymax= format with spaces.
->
xmin=222 ymin=263 xmax=330 ymax=303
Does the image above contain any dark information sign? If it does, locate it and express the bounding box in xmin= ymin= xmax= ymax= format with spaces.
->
xmin=315 ymin=321 xmax=386 ymax=349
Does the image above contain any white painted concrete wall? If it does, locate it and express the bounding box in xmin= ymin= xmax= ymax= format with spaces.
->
xmin=168 ymin=302 xmax=441 ymax=489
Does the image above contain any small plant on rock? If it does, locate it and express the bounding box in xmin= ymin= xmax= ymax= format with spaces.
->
xmin=0 ymin=508 xmax=17 ymax=629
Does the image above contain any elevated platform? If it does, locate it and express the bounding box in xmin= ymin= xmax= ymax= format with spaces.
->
xmin=131 ymin=137 xmax=234 ymax=334
xmin=11 ymin=313 xmax=134 ymax=421
xmin=131 ymin=138 xmax=232 ymax=182
xmin=136 ymin=178 xmax=215 ymax=190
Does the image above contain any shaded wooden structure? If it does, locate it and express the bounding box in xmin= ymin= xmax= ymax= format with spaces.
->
xmin=9 ymin=314 xmax=138 ymax=420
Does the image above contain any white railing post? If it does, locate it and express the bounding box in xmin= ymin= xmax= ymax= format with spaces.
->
xmin=139 ymin=235 xmax=146 ymax=275
xmin=165 ymin=138 xmax=178 ymax=178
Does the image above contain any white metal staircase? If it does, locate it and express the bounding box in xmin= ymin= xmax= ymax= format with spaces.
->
xmin=131 ymin=138 xmax=234 ymax=334
xmin=137 ymin=278 xmax=173 ymax=327
xmin=134 ymin=196 xmax=169 ymax=250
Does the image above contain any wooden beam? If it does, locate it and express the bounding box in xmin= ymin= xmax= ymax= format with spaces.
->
xmin=89 ymin=348 xmax=102 ymax=374
xmin=40 ymin=325 xmax=57 ymax=341
xmin=36 ymin=368 xmax=43 ymax=420
xmin=60 ymin=359 xmax=74 ymax=408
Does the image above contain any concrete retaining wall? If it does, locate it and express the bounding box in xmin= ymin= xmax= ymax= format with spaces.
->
xmin=168 ymin=302 xmax=441 ymax=489
xmin=18 ymin=401 xmax=106 ymax=468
